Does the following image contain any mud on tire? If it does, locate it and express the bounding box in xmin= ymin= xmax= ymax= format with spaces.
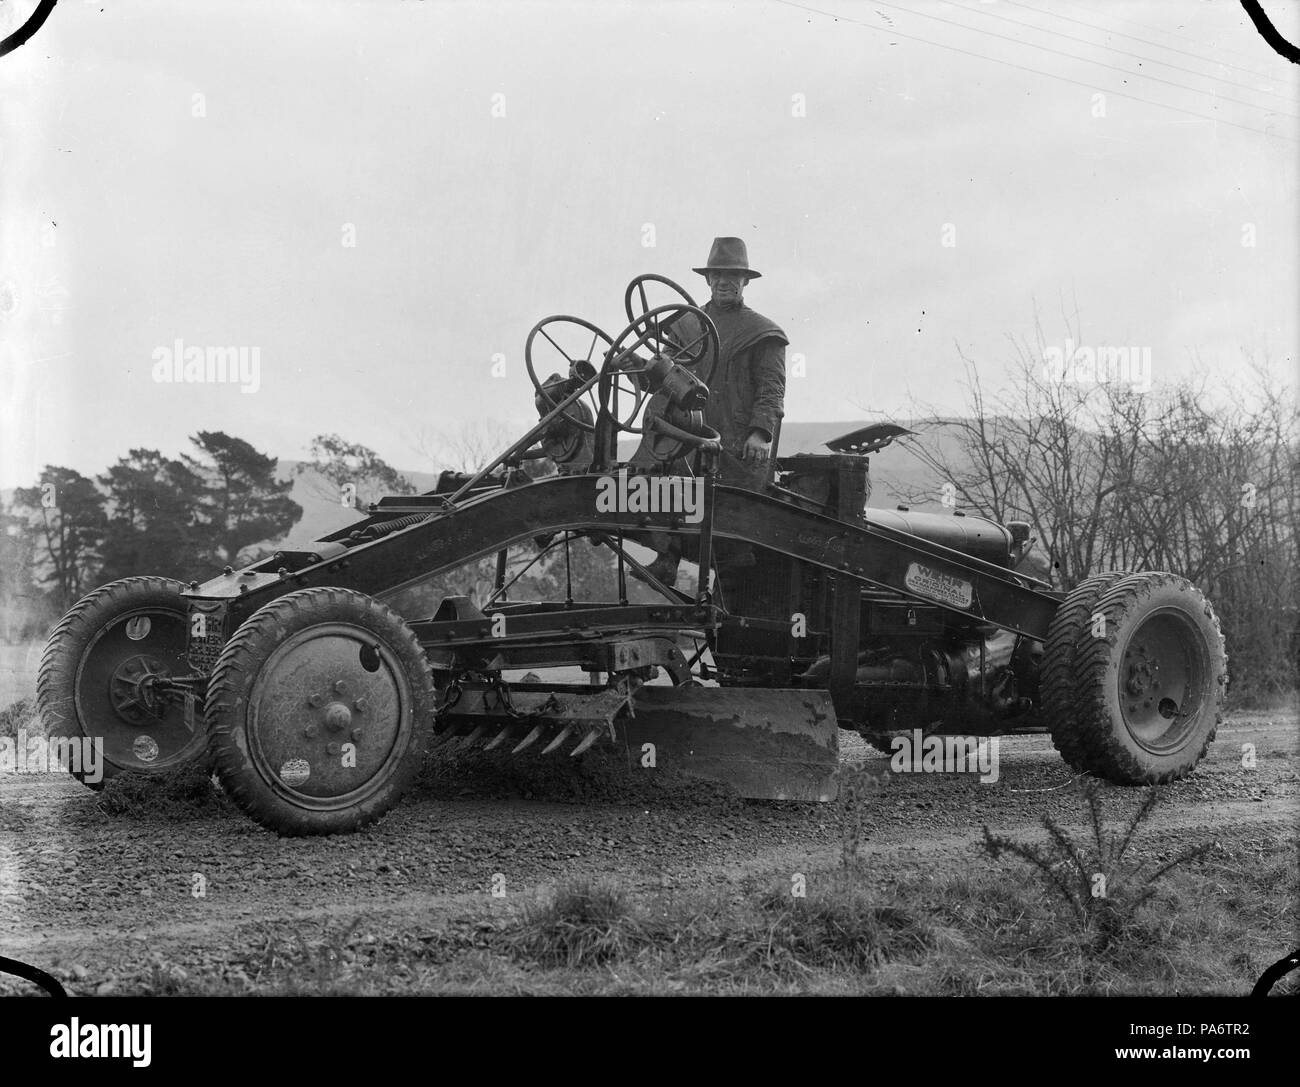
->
xmin=1046 ymin=572 xmax=1227 ymax=784
xmin=205 ymin=587 xmax=436 ymax=835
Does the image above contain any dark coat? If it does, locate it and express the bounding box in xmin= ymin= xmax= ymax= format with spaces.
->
xmin=627 ymin=300 xmax=788 ymax=492
xmin=700 ymin=301 xmax=788 ymax=488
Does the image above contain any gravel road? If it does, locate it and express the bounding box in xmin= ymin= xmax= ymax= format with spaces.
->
xmin=1 ymin=710 xmax=1294 ymax=994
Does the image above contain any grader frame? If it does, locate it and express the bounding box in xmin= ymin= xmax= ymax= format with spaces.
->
xmin=37 ymin=272 xmax=1228 ymax=834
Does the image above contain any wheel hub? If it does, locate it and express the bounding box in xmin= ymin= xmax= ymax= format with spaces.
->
xmin=248 ymin=626 xmax=408 ymax=803
xmin=109 ymin=654 xmax=171 ymax=723
xmin=321 ymin=700 xmax=354 ymax=732
xmin=73 ymin=602 xmax=201 ymax=773
xmin=1124 ymin=645 xmax=1159 ymax=697
xmin=1119 ymin=609 xmax=1206 ymax=752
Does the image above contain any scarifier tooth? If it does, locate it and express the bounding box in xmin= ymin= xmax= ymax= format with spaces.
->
xmin=539 ymin=724 xmax=573 ymax=755
xmin=570 ymin=728 xmax=602 ymax=757
xmin=511 ymin=724 xmax=545 ymax=754
xmin=482 ymin=724 xmax=513 ymax=751
xmin=455 ymin=724 xmax=487 ymax=751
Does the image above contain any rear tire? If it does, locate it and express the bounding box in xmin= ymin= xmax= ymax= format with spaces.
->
xmin=205 ymin=587 xmax=436 ymax=835
xmin=1042 ymin=572 xmax=1129 ymax=773
xmin=36 ymin=576 xmax=206 ymax=788
xmin=1047 ymin=572 xmax=1226 ymax=784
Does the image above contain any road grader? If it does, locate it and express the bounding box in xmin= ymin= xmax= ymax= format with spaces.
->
xmin=37 ymin=274 xmax=1228 ymax=834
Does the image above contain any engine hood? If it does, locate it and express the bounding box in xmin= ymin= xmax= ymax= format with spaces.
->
xmin=863 ymin=507 xmax=1013 ymax=566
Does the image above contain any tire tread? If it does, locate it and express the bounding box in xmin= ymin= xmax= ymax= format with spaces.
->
xmin=205 ymin=587 xmax=435 ymax=836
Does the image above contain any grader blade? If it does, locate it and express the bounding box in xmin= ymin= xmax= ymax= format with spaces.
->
xmin=622 ymin=687 xmax=839 ymax=801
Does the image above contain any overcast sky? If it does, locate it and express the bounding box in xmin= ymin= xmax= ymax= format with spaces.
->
xmin=1 ymin=0 xmax=1296 ymax=488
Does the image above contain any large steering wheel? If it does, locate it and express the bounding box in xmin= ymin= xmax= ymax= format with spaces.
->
xmin=623 ymin=275 xmax=718 ymax=388
xmin=524 ymin=315 xmax=612 ymax=432
xmin=598 ymin=303 xmax=718 ymax=436
xmin=624 ymin=273 xmax=697 ymax=322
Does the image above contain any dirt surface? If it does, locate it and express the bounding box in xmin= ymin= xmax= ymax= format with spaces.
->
xmin=0 ymin=710 xmax=1295 ymax=994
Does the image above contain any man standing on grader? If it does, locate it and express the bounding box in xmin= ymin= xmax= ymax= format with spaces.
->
xmin=642 ymin=235 xmax=789 ymax=586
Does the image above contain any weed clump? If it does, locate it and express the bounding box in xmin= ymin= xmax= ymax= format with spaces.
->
xmin=982 ymin=780 xmax=1217 ymax=953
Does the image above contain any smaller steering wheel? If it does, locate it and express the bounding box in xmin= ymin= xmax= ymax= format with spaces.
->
xmin=641 ymin=396 xmax=722 ymax=463
xmin=598 ymin=303 xmax=717 ymax=436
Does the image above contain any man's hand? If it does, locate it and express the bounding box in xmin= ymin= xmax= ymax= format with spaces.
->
xmin=741 ymin=429 xmax=772 ymax=465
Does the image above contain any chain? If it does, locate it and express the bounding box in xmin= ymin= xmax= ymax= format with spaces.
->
xmin=435 ymin=674 xmax=464 ymax=719
xmin=487 ymin=673 xmax=522 ymax=718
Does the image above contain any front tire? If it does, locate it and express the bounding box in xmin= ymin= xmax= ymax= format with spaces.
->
xmin=205 ymin=587 xmax=436 ymax=835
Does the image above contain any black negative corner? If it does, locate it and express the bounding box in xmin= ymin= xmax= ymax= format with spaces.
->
xmin=1240 ymin=0 xmax=1300 ymax=64
xmin=0 ymin=954 xmax=68 ymax=998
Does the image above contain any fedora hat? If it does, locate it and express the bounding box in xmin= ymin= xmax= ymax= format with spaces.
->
xmin=693 ymin=236 xmax=762 ymax=280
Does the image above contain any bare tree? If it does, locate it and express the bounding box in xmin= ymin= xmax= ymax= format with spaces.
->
xmin=896 ymin=307 xmax=1142 ymax=588
xmin=413 ymin=420 xmax=516 ymax=474
xmin=895 ymin=311 xmax=1297 ymax=699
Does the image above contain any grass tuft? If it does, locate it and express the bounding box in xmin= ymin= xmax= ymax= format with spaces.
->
xmin=0 ymin=697 xmax=35 ymax=739
xmin=747 ymin=879 xmax=934 ymax=975
xmin=506 ymin=869 xmax=933 ymax=981
xmin=509 ymin=879 xmax=649 ymax=968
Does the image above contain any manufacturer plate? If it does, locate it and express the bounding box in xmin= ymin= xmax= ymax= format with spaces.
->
xmin=187 ymin=604 xmax=227 ymax=674
xmin=904 ymin=562 xmax=973 ymax=609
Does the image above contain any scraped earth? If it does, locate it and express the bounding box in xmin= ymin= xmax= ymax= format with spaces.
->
xmin=0 ymin=711 xmax=1295 ymax=994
